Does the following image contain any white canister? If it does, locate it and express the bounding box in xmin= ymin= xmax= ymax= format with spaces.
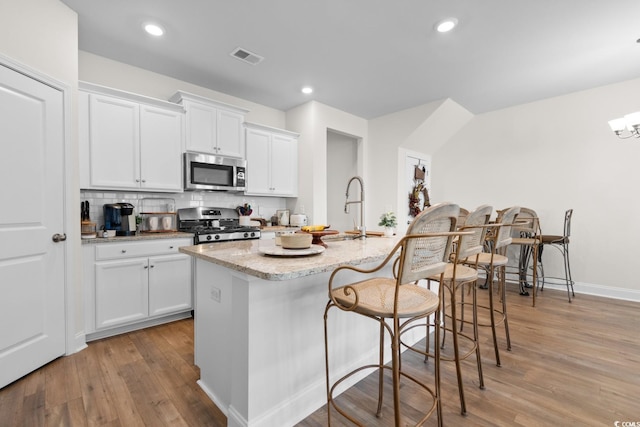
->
xmin=162 ymin=216 xmax=173 ymax=230
xmin=148 ymin=216 xmax=159 ymax=231
xmin=290 ymin=214 xmax=308 ymax=227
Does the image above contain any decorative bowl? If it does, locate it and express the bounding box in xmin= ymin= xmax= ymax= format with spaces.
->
xmin=280 ymin=233 xmax=313 ymax=249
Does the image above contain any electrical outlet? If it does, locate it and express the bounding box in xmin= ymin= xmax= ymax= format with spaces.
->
xmin=210 ymin=286 xmax=221 ymax=302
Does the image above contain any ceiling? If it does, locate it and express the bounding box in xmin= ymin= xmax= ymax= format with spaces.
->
xmin=61 ymin=0 xmax=640 ymax=119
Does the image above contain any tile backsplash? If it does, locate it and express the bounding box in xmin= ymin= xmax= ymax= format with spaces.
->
xmin=81 ymin=190 xmax=286 ymax=230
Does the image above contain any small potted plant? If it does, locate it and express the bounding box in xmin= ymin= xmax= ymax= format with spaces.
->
xmin=378 ymin=211 xmax=397 ymax=237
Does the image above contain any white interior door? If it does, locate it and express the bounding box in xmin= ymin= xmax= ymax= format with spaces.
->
xmin=0 ymin=63 xmax=66 ymax=388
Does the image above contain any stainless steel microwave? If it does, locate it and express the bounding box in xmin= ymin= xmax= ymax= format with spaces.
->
xmin=184 ymin=152 xmax=246 ymax=192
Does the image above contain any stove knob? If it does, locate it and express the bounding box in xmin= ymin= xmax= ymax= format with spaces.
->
xmin=206 ymin=235 xmax=212 ymax=241
xmin=214 ymin=235 xmax=221 ymax=240
xmin=243 ymin=232 xmax=249 ymax=238
xmin=250 ymin=232 xmax=256 ymax=238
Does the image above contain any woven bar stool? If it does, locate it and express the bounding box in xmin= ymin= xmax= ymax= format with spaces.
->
xmin=467 ymin=206 xmax=520 ymax=367
xmin=417 ymin=204 xmax=492 ymax=415
xmin=324 ymin=202 xmax=461 ymax=427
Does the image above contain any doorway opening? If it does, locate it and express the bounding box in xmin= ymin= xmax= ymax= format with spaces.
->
xmin=326 ymin=130 xmax=359 ymax=232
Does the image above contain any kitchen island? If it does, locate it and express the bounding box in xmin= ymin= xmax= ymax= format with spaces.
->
xmin=179 ymin=236 xmax=428 ymax=427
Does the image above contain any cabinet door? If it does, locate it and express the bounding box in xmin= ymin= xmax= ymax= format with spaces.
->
xmin=245 ymin=128 xmax=272 ymax=195
xmin=217 ymin=109 xmax=245 ymax=158
xmin=184 ymin=100 xmax=216 ymax=154
xmin=140 ymin=105 xmax=183 ymax=191
xmin=148 ymin=254 xmax=192 ymax=317
xmin=88 ymin=94 xmax=140 ymax=189
xmin=270 ymin=134 xmax=297 ymax=196
xmin=95 ymin=258 xmax=149 ymax=329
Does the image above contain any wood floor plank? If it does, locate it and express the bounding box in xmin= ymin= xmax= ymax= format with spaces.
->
xmin=0 ymin=375 xmax=26 ymax=427
xmin=74 ymin=340 xmax=120 ymax=426
xmin=131 ymin=325 xmax=224 ymax=426
xmin=119 ymin=358 xmax=187 ymax=427
xmin=96 ymin=337 xmax=146 ymax=427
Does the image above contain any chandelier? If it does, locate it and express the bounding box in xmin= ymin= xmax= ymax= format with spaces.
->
xmin=608 ymin=112 xmax=640 ymax=139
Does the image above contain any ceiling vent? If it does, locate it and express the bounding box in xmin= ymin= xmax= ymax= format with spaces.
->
xmin=230 ymin=47 xmax=264 ymax=65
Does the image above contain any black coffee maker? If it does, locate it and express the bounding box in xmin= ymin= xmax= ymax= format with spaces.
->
xmin=104 ymin=203 xmax=136 ymax=236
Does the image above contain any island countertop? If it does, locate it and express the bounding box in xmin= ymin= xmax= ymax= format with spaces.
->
xmin=179 ymin=235 xmax=401 ymax=281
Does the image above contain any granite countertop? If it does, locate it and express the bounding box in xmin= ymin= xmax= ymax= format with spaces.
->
xmin=81 ymin=231 xmax=194 ymax=244
xmin=179 ymin=235 xmax=401 ymax=281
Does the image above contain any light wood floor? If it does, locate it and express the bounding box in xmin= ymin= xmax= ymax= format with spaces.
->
xmin=1 ymin=286 xmax=639 ymax=426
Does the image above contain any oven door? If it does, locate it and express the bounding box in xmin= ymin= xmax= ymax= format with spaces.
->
xmin=184 ymin=152 xmax=246 ymax=191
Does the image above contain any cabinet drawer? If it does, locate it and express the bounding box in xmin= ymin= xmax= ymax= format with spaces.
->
xmin=95 ymin=239 xmax=192 ymax=260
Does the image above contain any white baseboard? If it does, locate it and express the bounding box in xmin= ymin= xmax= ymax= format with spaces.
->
xmin=543 ymin=280 xmax=640 ymax=302
xmin=197 ymin=380 xmax=228 ymax=417
xmin=68 ymin=331 xmax=87 ymax=355
xmin=85 ymin=311 xmax=192 ymax=342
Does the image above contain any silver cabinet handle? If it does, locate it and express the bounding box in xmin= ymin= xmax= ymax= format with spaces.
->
xmin=144 ymin=265 xmax=148 ymax=269
xmin=52 ymin=233 xmax=67 ymax=242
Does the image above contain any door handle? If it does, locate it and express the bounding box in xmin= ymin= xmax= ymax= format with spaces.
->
xmin=52 ymin=233 xmax=67 ymax=242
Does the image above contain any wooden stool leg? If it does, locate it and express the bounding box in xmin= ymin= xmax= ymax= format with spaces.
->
xmin=500 ymin=265 xmax=512 ymax=351
xmin=488 ymin=265 xmax=501 ymax=367
xmin=473 ymin=282 xmax=485 ymax=389
xmin=376 ymin=321 xmax=384 ymax=417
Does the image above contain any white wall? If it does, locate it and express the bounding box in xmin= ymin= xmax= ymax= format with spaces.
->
xmin=0 ymin=0 xmax=77 ymax=85
xmin=433 ymin=77 xmax=640 ymax=299
xmin=0 ymin=0 xmax=83 ymax=348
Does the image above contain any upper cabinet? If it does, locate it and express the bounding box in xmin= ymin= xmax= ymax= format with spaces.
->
xmin=79 ymin=82 xmax=184 ymax=192
xmin=244 ymin=122 xmax=299 ymax=197
xmin=169 ymin=91 xmax=249 ymax=158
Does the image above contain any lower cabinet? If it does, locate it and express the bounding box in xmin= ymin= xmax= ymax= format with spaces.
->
xmin=83 ymin=238 xmax=193 ymax=340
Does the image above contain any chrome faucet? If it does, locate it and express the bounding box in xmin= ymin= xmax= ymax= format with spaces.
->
xmin=344 ymin=176 xmax=366 ymax=238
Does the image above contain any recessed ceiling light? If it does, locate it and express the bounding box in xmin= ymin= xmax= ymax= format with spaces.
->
xmin=435 ymin=18 xmax=458 ymax=33
xmin=301 ymin=86 xmax=313 ymax=94
xmin=144 ymin=23 xmax=165 ymax=37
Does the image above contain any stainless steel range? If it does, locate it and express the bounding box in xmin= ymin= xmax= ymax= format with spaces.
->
xmin=178 ymin=207 xmax=260 ymax=244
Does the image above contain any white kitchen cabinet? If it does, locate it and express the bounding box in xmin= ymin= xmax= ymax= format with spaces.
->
xmin=79 ymin=82 xmax=184 ymax=192
xmin=169 ymin=91 xmax=249 ymax=158
xmin=140 ymin=105 xmax=184 ymax=191
xmin=148 ymin=254 xmax=192 ymax=316
xmin=83 ymin=237 xmax=193 ymax=341
xmin=244 ymin=122 xmax=299 ymax=197
xmin=95 ymin=257 xmax=149 ymax=329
